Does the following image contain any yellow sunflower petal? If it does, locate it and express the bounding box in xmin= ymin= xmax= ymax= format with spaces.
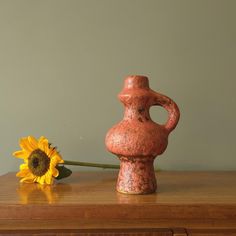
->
xmin=34 ymin=176 xmax=40 ymax=184
xmin=38 ymin=136 xmax=49 ymax=153
xmin=19 ymin=172 xmax=36 ymax=183
xmin=47 ymin=148 xmax=57 ymax=158
xmin=51 ymin=167 xmax=59 ymax=177
xmin=38 ymin=136 xmax=46 ymax=142
xmin=45 ymin=172 xmax=53 ymax=185
xmin=43 ymin=143 xmax=50 ymax=156
xmin=12 ymin=150 xmax=28 ymax=159
xmin=19 ymin=163 xmax=28 ymax=171
xmin=37 ymin=176 xmax=46 ymax=185
xmin=50 ymin=159 xmax=58 ymax=168
xmin=16 ymin=168 xmax=30 ymax=177
xmin=51 ymin=153 xmax=64 ymax=164
xmin=19 ymin=137 xmax=33 ymax=153
xmin=20 ymin=177 xmax=35 ymax=183
xmin=27 ymin=136 xmax=38 ymax=149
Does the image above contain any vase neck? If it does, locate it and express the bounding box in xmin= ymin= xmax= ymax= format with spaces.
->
xmin=119 ymin=76 xmax=153 ymax=122
xmin=123 ymin=105 xmax=151 ymax=122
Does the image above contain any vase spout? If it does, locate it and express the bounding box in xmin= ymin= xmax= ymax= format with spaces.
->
xmin=124 ymin=75 xmax=149 ymax=90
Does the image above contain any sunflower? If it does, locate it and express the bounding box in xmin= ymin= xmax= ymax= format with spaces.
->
xmin=13 ymin=136 xmax=64 ymax=185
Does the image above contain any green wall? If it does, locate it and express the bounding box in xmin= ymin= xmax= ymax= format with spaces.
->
xmin=0 ymin=0 xmax=235 ymax=174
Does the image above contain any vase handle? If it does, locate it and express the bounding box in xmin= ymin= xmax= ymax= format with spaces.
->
xmin=151 ymin=90 xmax=180 ymax=134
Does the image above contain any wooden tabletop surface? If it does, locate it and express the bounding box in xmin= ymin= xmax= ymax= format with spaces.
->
xmin=0 ymin=171 xmax=236 ymax=230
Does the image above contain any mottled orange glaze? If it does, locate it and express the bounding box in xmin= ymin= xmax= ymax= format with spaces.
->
xmin=117 ymin=156 xmax=157 ymax=194
xmin=105 ymin=75 xmax=180 ymax=194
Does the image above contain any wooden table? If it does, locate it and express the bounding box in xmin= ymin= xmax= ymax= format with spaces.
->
xmin=0 ymin=171 xmax=236 ymax=235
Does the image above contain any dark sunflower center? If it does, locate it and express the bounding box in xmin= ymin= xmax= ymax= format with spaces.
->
xmin=28 ymin=149 xmax=50 ymax=176
xmin=32 ymin=158 xmax=39 ymax=168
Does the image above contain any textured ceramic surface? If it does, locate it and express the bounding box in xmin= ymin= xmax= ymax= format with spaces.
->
xmin=105 ymin=75 xmax=180 ymax=194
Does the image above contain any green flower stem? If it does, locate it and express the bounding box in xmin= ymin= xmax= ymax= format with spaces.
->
xmin=61 ymin=160 xmax=161 ymax=171
xmin=62 ymin=160 xmax=120 ymax=169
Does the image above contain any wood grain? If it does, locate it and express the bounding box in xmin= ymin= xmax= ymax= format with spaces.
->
xmin=0 ymin=171 xmax=236 ymax=232
xmin=172 ymin=228 xmax=187 ymax=236
xmin=187 ymin=229 xmax=236 ymax=235
xmin=0 ymin=228 xmax=173 ymax=236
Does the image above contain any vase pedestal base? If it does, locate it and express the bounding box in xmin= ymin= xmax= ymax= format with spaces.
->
xmin=117 ymin=156 xmax=157 ymax=195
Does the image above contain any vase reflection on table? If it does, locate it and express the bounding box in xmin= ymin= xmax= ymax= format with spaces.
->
xmin=105 ymin=75 xmax=180 ymax=194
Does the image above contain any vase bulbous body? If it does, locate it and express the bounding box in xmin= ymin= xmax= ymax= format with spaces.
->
xmin=105 ymin=75 xmax=180 ymax=194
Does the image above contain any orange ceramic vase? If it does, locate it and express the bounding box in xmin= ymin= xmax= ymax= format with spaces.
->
xmin=105 ymin=75 xmax=180 ymax=194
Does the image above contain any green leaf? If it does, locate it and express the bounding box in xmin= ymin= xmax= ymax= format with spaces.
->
xmin=55 ymin=166 xmax=72 ymax=180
